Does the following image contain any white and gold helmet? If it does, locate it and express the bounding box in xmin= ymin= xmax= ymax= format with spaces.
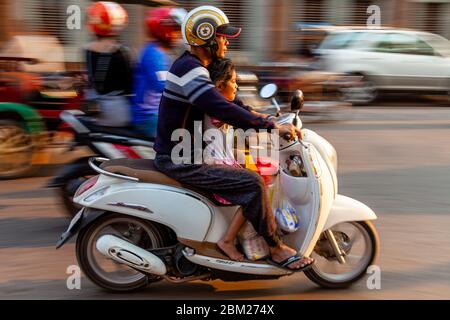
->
xmin=181 ymin=5 xmax=241 ymax=47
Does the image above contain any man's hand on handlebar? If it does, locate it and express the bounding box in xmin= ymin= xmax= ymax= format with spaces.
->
xmin=275 ymin=123 xmax=302 ymax=141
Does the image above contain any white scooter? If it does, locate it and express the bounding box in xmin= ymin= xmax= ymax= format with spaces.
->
xmin=57 ymin=86 xmax=379 ymax=291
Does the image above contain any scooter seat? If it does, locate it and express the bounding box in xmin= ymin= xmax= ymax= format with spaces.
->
xmin=100 ymin=158 xmax=181 ymax=187
xmin=100 ymin=158 xmax=234 ymax=206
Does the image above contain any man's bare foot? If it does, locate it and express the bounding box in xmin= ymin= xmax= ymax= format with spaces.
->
xmin=270 ymin=243 xmax=314 ymax=270
xmin=218 ymin=239 xmax=245 ymax=261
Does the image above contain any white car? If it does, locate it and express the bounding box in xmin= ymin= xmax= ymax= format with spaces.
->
xmin=315 ymin=28 xmax=450 ymax=104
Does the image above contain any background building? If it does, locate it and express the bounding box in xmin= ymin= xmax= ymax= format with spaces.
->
xmin=1 ymin=0 xmax=449 ymax=68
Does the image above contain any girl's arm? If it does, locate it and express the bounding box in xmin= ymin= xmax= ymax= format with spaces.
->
xmin=233 ymin=98 xmax=270 ymax=118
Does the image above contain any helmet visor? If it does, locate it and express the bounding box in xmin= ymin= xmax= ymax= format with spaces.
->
xmin=216 ymin=24 xmax=241 ymax=38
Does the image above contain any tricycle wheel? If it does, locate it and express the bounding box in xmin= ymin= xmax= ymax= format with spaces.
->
xmin=0 ymin=120 xmax=36 ymax=179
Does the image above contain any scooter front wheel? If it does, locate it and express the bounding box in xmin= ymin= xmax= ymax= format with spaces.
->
xmin=76 ymin=213 xmax=166 ymax=292
xmin=304 ymin=220 xmax=379 ymax=289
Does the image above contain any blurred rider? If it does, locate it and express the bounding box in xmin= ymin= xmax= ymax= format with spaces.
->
xmin=132 ymin=7 xmax=186 ymax=138
xmin=85 ymin=1 xmax=133 ymax=127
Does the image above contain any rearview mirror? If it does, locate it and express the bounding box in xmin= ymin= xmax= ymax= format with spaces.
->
xmin=291 ymin=90 xmax=304 ymax=111
xmin=259 ymin=83 xmax=278 ymax=99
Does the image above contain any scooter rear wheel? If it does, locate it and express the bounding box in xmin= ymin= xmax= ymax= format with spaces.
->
xmin=76 ymin=213 xmax=166 ymax=292
xmin=304 ymin=220 xmax=379 ymax=289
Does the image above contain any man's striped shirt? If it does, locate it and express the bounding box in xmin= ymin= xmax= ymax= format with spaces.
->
xmin=154 ymin=51 xmax=275 ymax=155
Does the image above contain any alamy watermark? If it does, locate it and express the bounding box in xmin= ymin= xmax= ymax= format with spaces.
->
xmin=66 ymin=265 xmax=81 ymax=290
xmin=366 ymin=265 xmax=381 ymax=290
xmin=170 ymin=122 xmax=280 ymax=175
xmin=367 ymin=5 xmax=381 ymax=28
xmin=66 ymin=5 xmax=82 ymax=30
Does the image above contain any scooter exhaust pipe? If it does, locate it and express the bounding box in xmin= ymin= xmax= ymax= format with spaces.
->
xmin=96 ymin=235 xmax=167 ymax=275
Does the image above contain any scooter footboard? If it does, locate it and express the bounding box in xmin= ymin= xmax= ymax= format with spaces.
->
xmin=324 ymin=194 xmax=377 ymax=230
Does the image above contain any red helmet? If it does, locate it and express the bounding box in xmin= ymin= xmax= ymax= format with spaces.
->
xmin=145 ymin=7 xmax=186 ymax=46
xmin=87 ymin=1 xmax=128 ymax=36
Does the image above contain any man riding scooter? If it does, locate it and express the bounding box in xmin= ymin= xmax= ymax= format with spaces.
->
xmin=153 ymin=6 xmax=314 ymax=271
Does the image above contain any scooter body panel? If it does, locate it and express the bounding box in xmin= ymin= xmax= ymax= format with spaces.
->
xmin=302 ymin=128 xmax=338 ymax=195
xmin=74 ymin=175 xmax=215 ymax=242
xmin=203 ymin=205 xmax=241 ymax=243
xmin=277 ymin=141 xmax=335 ymax=257
xmin=324 ymin=194 xmax=377 ymax=230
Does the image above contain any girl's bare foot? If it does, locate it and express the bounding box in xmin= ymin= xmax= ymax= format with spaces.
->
xmin=218 ymin=239 xmax=245 ymax=261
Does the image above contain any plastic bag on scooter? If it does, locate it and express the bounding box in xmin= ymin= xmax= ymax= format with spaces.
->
xmin=238 ymin=222 xmax=270 ymax=261
xmin=272 ymin=174 xmax=300 ymax=234
xmin=275 ymin=204 xmax=300 ymax=234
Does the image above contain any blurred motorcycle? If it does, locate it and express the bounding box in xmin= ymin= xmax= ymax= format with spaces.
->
xmin=236 ymin=68 xmax=352 ymax=122
xmin=47 ymin=110 xmax=155 ymax=216
xmin=0 ymin=56 xmax=85 ymax=179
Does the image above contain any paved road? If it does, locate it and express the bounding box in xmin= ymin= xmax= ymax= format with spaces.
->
xmin=1 ymin=100 xmax=450 ymax=299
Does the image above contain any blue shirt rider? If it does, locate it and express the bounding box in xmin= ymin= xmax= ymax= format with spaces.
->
xmin=132 ymin=7 xmax=185 ymax=138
